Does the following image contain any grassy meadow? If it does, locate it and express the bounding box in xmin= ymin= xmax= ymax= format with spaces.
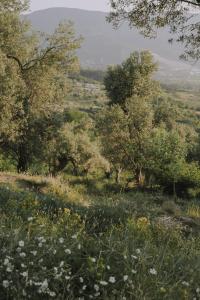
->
xmin=0 ymin=172 xmax=200 ymax=300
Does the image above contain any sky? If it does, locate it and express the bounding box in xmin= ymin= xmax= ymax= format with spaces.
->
xmin=29 ymin=0 xmax=110 ymax=12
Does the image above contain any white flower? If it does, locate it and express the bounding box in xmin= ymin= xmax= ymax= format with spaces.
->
xmin=28 ymin=217 xmax=34 ymax=222
xmin=6 ymin=265 xmax=14 ymax=272
xmin=107 ymin=265 xmax=110 ymax=270
xmin=65 ymin=276 xmax=70 ymax=280
xmin=196 ymin=288 xmax=200 ymax=293
xmin=149 ymin=268 xmax=157 ymax=275
xmin=78 ymin=244 xmax=81 ymax=250
xmin=30 ymin=251 xmax=37 ymax=256
xmin=136 ymin=249 xmax=141 ymax=254
xmin=91 ymin=257 xmax=96 ymax=263
xmin=20 ymin=252 xmax=26 ymax=258
xmin=182 ymin=281 xmax=189 ymax=287
xmin=41 ymin=279 xmax=48 ymax=290
xmin=131 ymin=255 xmax=138 ymax=260
xmin=82 ymin=285 xmax=87 ymax=290
xmin=132 ymin=269 xmax=137 ymax=274
xmin=94 ymin=293 xmax=100 ymax=297
xmin=79 ymin=277 xmax=84 ymax=283
xmin=49 ymin=291 xmax=56 ymax=297
xmin=109 ymin=276 xmax=116 ymax=283
xmin=38 ymin=243 xmax=43 ymax=248
xmin=16 ymin=247 xmax=21 ymax=253
xmin=21 ymin=271 xmax=28 ymax=278
xmin=53 ymin=250 xmax=57 ymax=255
xmin=124 ymin=255 xmax=127 ymax=260
xmin=72 ymin=234 xmax=77 ymax=239
xmin=59 ymin=238 xmax=64 ymax=244
xmin=4 ymin=258 xmax=9 ymax=265
xmin=2 ymin=280 xmax=9 ymax=288
xmin=123 ymin=275 xmax=128 ymax=281
xmin=19 ymin=241 xmax=24 ymax=247
xmin=94 ymin=284 xmax=99 ymax=292
xmin=21 ymin=263 xmax=26 ymax=268
xmin=100 ymin=281 xmax=108 ymax=286
xmin=65 ymin=249 xmax=71 ymax=255
xmin=60 ymin=261 xmax=64 ymax=267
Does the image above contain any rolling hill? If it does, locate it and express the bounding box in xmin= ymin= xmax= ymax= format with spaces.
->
xmin=25 ymin=7 xmax=200 ymax=77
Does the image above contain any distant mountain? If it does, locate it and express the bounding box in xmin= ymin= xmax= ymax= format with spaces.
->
xmin=25 ymin=7 xmax=200 ymax=77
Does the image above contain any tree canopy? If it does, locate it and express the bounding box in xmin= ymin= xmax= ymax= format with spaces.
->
xmin=108 ymin=0 xmax=200 ymax=60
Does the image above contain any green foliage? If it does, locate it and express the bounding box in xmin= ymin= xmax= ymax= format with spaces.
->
xmin=0 ymin=176 xmax=200 ymax=299
xmin=104 ymin=51 xmax=159 ymax=107
xmin=0 ymin=1 xmax=80 ymax=172
xmin=108 ymin=0 xmax=200 ymax=60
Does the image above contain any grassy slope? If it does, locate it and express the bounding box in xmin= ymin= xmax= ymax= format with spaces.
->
xmin=0 ymin=172 xmax=200 ymax=299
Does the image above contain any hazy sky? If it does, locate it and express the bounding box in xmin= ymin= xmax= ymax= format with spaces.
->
xmin=30 ymin=0 xmax=110 ymax=12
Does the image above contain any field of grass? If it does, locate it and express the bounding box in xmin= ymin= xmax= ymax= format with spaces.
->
xmin=0 ymin=172 xmax=200 ymax=299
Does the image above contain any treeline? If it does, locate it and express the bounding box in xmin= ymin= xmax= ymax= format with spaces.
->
xmin=1 ymin=1 xmax=200 ymax=198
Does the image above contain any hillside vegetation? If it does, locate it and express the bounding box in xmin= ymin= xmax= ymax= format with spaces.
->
xmin=1 ymin=1 xmax=200 ymax=300
xmin=0 ymin=172 xmax=200 ymax=299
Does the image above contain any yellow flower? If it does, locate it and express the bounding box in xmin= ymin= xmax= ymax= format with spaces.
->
xmin=64 ymin=208 xmax=70 ymax=214
xmin=136 ymin=217 xmax=150 ymax=228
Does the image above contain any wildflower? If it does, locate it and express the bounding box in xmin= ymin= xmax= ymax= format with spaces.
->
xmin=124 ymin=255 xmax=127 ymax=260
xmin=40 ymin=279 xmax=48 ymax=291
xmin=6 ymin=264 xmax=14 ymax=272
xmin=72 ymin=234 xmax=77 ymax=239
xmin=30 ymin=251 xmax=37 ymax=256
xmin=106 ymin=265 xmax=110 ymax=270
xmin=149 ymin=268 xmax=157 ymax=275
xmin=2 ymin=280 xmax=9 ymax=288
xmin=21 ymin=263 xmax=26 ymax=268
xmin=65 ymin=249 xmax=71 ymax=255
xmin=79 ymin=277 xmax=84 ymax=283
xmin=94 ymin=292 xmax=100 ymax=297
xmin=100 ymin=281 xmax=108 ymax=286
xmin=109 ymin=276 xmax=116 ymax=283
xmin=123 ymin=275 xmax=128 ymax=281
xmin=182 ymin=281 xmax=189 ymax=287
xmin=82 ymin=285 xmax=87 ymax=290
xmin=59 ymin=238 xmax=64 ymax=244
xmin=20 ymin=252 xmax=26 ymax=258
xmin=21 ymin=271 xmax=28 ymax=278
xmin=65 ymin=276 xmax=70 ymax=280
xmin=131 ymin=255 xmax=138 ymax=260
xmin=53 ymin=250 xmax=57 ymax=254
xmin=60 ymin=261 xmax=64 ymax=267
xmin=16 ymin=247 xmax=21 ymax=253
xmin=136 ymin=249 xmax=141 ymax=254
xmin=78 ymin=244 xmax=81 ymax=250
xmin=39 ymin=258 xmax=43 ymax=263
xmin=38 ymin=243 xmax=43 ymax=248
xmin=91 ymin=257 xmax=96 ymax=263
xmin=4 ymin=258 xmax=9 ymax=265
xmin=49 ymin=291 xmax=56 ymax=297
xmin=196 ymin=288 xmax=200 ymax=293
xmin=19 ymin=241 xmax=25 ymax=247
xmin=94 ymin=284 xmax=99 ymax=292
xmin=28 ymin=217 xmax=34 ymax=222
xmin=132 ymin=269 xmax=137 ymax=274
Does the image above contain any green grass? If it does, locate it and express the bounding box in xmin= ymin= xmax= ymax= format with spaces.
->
xmin=0 ymin=173 xmax=200 ymax=299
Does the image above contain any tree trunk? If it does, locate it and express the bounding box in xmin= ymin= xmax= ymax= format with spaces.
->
xmin=115 ymin=168 xmax=122 ymax=184
xmin=17 ymin=144 xmax=29 ymax=173
xmin=135 ymin=167 xmax=145 ymax=187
